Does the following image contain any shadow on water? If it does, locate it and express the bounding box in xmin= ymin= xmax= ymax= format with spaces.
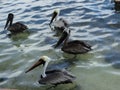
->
xmin=104 ymin=51 xmax=120 ymax=69
xmin=0 ymin=29 xmax=30 ymax=40
xmin=6 ymin=31 xmax=30 ymax=48
xmin=61 ymin=52 xmax=94 ymax=61
xmin=0 ymin=30 xmax=8 ymax=35
xmin=8 ymin=30 xmax=30 ymax=41
xmin=44 ymin=84 xmax=81 ymax=90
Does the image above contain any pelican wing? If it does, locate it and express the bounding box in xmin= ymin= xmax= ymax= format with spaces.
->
xmin=62 ymin=40 xmax=91 ymax=54
xmin=8 ymin=22 xmax=27 ymax=33
xmin=39 ymin=70 xmax=75 ymax=85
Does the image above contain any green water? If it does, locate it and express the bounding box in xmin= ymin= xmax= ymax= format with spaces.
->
xmin=0 ymin=0 xmax=120 ymax=90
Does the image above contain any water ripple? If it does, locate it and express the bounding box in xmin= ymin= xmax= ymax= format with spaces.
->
xmin=0 ymin=0 xmax=120 ymax=90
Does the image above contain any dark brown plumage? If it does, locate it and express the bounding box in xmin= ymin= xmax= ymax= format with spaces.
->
xmin=39 ymin=69 xmax=75 ymax=85
xmin=4 ymin=13 xmax=28 ymax=33
xmin=55 ymin=29 xmax=92 ymax=55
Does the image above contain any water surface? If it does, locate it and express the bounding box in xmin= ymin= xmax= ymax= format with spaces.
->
xmin=0 ymin=0 xmax=120 ymax=90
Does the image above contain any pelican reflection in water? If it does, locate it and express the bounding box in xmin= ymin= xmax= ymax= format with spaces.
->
xmin=4 ymin=13 xmax=28 ymax=34
xmin=49 ymin=9 xmax=69 ymax=33
xmin=26 ymin=56 xmax=76 ymax=86
xmin=55 ymin=29 xmax=92 ymax=58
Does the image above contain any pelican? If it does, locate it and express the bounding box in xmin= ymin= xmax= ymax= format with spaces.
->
xmin=4 ymin=13 xmax=28 ymax=33
xmin=25 ymin=56 xmax=76 ymax=85
xmin=49 ymin=9 xmax=69 ymax=32
xmin=55 ymin=29 xmax=92 ymax=57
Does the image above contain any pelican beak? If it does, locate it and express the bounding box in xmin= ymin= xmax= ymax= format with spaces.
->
xmin=54 ymin=31 xmax=68 ymax=48
xmin=25 ymin=59 xmax=45 ymax=73
xmin=4 ymin=13 xmax=14 ymax=30
xmin=49 ymin=11 xmax=58 ymax=25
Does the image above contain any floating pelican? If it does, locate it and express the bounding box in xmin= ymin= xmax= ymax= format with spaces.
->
xmin=4 ymin=13 xmax=28 ymax=33
xmin=25 ymin=56 xmax=76 ymax=85
xmin=49 ymin=9 xmax=69 ymax=32
xmin=55 ymin=29 xmax=92 ymax=57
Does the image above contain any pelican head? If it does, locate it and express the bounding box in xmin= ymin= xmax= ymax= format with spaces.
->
xmin=25 ymin=56 xmax=51 ymax=73
xmin=4 ymin=13 xmax=14 ymax=29
xmin=49 ymin=9 xmax=60 ymax=25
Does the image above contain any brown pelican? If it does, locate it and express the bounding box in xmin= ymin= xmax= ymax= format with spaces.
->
xmin=55 ymin=29 xmax=92 ymax=57
xmin=4 ymin=13 xmax=28 ymax=33
xmin=25 ymin=56 xmax=76 ymax=85
xmin=49 ymin=9 xmax=69 ymax=32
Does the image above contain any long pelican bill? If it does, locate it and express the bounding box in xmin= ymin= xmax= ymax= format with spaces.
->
xmin=49 ymin=11 xmax=58 ymax=25
xmin=4 ymin=18 xmax=9 ymax=29
xmin=25 ymin=59 xmax=45 ymax=73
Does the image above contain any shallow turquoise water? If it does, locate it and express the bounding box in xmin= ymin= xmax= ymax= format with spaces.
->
xmin=0 ymin=0 xmax=120 ymax=90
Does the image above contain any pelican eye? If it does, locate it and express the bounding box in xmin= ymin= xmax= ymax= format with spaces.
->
xmin=42 ymin=59 xmax=46 ymax=66
xmin=53 ymin=11 xmax=58 ymax=15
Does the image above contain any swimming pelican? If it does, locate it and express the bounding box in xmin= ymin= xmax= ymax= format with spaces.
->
xmin=49 ymin=9 xmax=69 ymax=32
xmin=4 ymin=13 xmax=28 ymax=33
xmin=25 ymin=56 xmax=76 ymax=85
xmin=55 ymin=29 xmax=92 ymax=57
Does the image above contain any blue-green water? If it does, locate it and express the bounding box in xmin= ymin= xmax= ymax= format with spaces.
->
xmin=0 ymin=0 xmax=120 ymax=90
